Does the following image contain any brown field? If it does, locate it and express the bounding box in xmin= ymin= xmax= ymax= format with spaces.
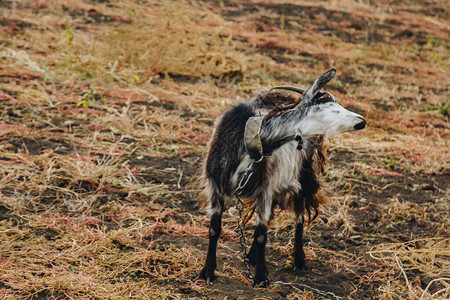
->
xmin=0 ymin=0 xmax=449 ymax=299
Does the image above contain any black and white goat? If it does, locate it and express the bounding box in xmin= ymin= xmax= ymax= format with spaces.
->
xmin=198 ymin=69 xmax=366 ymax=286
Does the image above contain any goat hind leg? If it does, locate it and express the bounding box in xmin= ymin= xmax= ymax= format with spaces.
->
xmin=197 ymin=212 xmax=222 ymax=284
xmin=293 ymin=215 xmax=307 ymax=271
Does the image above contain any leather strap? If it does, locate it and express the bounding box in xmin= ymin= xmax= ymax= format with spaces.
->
xmin=244 ymin=115 xmax=265 ymax=162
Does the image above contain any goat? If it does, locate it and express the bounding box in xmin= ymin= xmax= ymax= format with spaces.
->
xmin=197 ymin=69 xmax=366 ymax=287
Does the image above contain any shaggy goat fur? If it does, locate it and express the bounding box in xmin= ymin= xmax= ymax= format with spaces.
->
xmin=201 ymin=92 xmax=327 ymax=224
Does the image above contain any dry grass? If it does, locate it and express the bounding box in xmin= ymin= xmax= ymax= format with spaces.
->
xmin=370 ymin=238 xmax=450 ymax=299
xmin=96 ymin=2 xmax=245 ymax=78
xmin=0 ymin=0 xmax=448 ymax=299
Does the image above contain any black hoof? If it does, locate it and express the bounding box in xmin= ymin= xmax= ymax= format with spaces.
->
xmin=294 ymin=252 xmax=307 ymax=271
xmin=293 ymin=264 xmax=308 ymax=272
xmin=196 ymin=265 xmax=216 ymax=285
xmin=253 ymin=277 xmax=270 ymax=288
xmin=253 ymin=265 xmax=269 ymax=288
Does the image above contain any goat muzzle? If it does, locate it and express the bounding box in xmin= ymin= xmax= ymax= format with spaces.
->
xmin=354 ymin=118 xmax=366 ymax=130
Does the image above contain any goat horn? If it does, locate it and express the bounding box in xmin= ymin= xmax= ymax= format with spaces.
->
xmin=267 ymin=85 xmax=305 ymax=95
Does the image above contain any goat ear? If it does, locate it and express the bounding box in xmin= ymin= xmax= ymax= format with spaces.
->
xmin=312 ymin=68 xmax=336 ymax=94
xmin=301 ymin=69 xmax=336 ymax=103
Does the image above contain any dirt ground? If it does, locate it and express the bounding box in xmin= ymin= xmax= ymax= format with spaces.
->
xmin=0 ymin=0 xmax=449 ymax=299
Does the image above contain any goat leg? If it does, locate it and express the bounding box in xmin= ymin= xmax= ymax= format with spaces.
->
xmin=197 ymin=213 xmax=222 ymax=284
xmin=252 ymin=222 xmax=269 ymax=287
xmin=247 ymin=202 xmax=276 ymax=267
xmin=293 ymin=215 xmax=307 ymax=271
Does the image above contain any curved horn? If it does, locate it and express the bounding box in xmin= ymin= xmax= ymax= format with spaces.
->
xmin=267 ymin=85 xmax=305 ymax=95
xmin=264 ymin=85 xmax=305 ymax=110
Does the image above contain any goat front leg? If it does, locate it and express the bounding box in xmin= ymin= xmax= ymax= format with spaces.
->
xmin=293 ymin=215 xmax=307 ymax=271
xmin=252 ymin=219 xmax=269 ymax=287
xmin=247 ymin=200 xmax=277 ymax=267
xmin=197 ymin=212 xmax=222 ymax=284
